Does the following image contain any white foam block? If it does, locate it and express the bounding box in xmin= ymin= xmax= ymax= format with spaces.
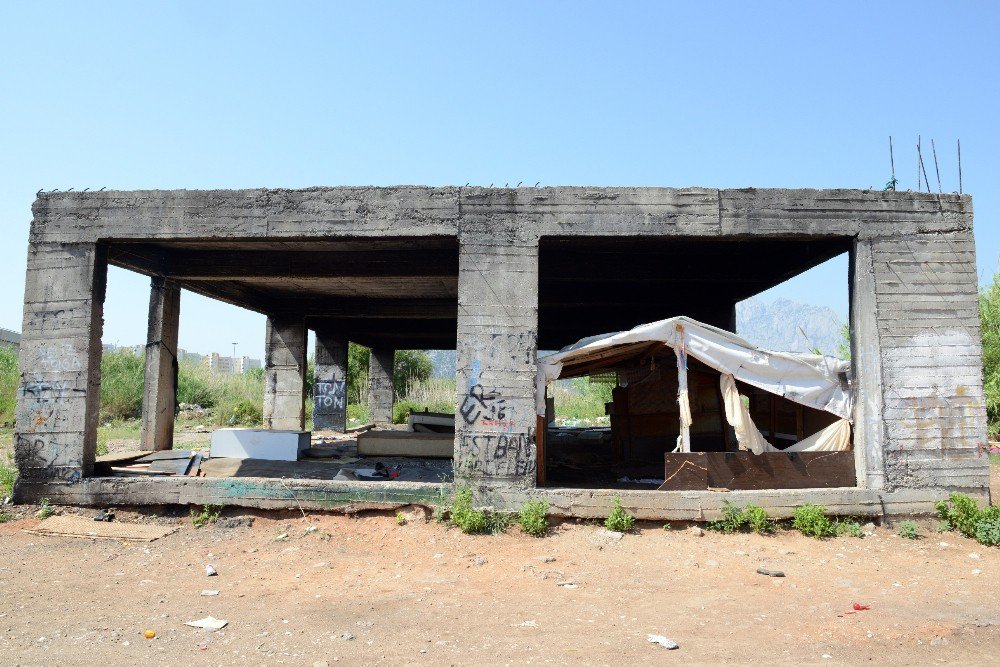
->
xmin=209 ymin=429 xmax=310 ymax=461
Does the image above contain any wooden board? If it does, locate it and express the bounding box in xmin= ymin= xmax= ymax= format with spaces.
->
xmin=26 ymin=515 xmax=179 ymax=542
xmin=659 ymin=453 xmax=709 ymax=490
xmin=135 ymin=450 xmax=193 ymax=462
xmin=664 ymin=451 xmax=856 ymax=490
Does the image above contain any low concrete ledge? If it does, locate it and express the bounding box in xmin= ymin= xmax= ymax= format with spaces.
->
xmin=14 ymin=475 xmax=446 ymax=512
xmin=14 ymin=476 xmax=987 ymax=520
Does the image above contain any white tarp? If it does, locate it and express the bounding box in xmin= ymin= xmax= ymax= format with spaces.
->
xmin=537 ymin=315 xmax=852 ymax=420
xmin=719 ymin=373 xmax=852 ymax=453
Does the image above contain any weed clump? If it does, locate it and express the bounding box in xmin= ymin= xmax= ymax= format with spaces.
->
xmin=190 ymin=504 xmax=222 ymax=528
xmin=708 ymin=501 xmax=774 ymax=535
xmin=937 ymin=494 xmax=1000 ymax=547
xmin=485 ymin=511 xmax=514 ymax=535
xmin=395 ymin=511 xmax=407 ymax=526
xmin=605 ymin=496 xmax=635 ymax=533
xmin=791 ymin=503 xmax=835 ymax=538
xmin=518 ymin=499 xmax=549 ymax=537
xmin=896 ymin=520 xmax=920 ymax=540
xmin=936 ymin=493 xmax=983 ymax=538
xmin=449 ymin=486 xmax=486 ymax=534
xmin=35 ymin=498 xmax=54 ymax=520
xmin=833 ymin=519 xmax=864 ymax=538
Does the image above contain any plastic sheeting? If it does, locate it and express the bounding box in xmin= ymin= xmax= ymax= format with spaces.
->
xmin=720 ymin=373 xmax=852 ymax=453
xmin=537 ymin=316 xmax=852 ymax=420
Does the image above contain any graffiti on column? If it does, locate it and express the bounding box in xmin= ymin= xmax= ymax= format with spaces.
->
xmin=313 ymin=379 xmax=346 ymax=426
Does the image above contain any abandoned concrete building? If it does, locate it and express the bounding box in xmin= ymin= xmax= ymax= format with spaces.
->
xmin=13 ymin=187 xmax=992 ymax=518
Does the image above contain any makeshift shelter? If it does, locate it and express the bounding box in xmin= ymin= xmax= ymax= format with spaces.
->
xmin=536 ymin=317 xmax=855 ymax=490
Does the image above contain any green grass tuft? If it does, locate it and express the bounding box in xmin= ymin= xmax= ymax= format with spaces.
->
xmin=791 ymin=503 xmax=835 ymax=538
xmin=518 ymin=499 xmax=549 ymax=537
xmin=604 ymin=495 xmax=635 ymax=533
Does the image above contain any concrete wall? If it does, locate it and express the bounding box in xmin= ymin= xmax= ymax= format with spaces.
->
xmin=13 ymin=187 xmax=990 ymax=513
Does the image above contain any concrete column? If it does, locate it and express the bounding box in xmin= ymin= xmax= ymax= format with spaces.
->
xmin=454 ymin=221 xmax=539 ymax=488
xmin=140 ymin=277 xmax=180 ymax=451
xmin=263 ymin=317 xmax=307 ymax=430
xmin=15 ymin=243 xmax=107 ymax=484
xmin=313 ymin=331 xmax=348 ymax=432
xmin=368 ymin=348 xmax=395 ymax=425
xmin=849 ymin=241 xmax=885 ymax=491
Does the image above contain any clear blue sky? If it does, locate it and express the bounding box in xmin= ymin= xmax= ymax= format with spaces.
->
xmin=1 ymin=1 xmax=997 ymax=359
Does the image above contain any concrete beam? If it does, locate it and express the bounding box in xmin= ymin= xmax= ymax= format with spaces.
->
xmin=368 ymin=348 xmax=395 ymax=426
xmin=14 ymin=243 xmax=106 ymax=482
xmin=313 ymin=331 xmax=348 ymax=432
xmin=140 ymin=277 xmax=181 ymax=451
xmin=263 ymin=317 xmax=307 ymax=430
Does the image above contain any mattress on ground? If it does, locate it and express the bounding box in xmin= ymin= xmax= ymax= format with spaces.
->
xmin=357 ymin=431 xmax=454 ymax=458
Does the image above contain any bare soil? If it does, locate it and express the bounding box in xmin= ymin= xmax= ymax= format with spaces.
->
xmin=1 ymin=503 xmax=998 ymax=666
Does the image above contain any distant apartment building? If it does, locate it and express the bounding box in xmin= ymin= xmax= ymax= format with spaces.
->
xmin=177 ymin=348 xmax=204 ymax=365
xmin=201 ymin=352 xmax=261 ymax=374
xmin=0 ymin=327 xmax=21 ymax=351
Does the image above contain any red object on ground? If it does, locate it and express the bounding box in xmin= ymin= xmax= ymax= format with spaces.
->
xmin=852 ymin=602 xmax=870 ymax=611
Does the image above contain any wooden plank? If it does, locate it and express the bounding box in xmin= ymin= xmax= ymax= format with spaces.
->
xmin=660 ymin=453 xmax=709 ymax=490
xmin=135 ymin=450 xmax=192 ymax=463
xmin=706 ymin=452 xmax=856 ymax=490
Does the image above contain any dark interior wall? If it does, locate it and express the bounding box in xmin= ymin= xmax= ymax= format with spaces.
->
xmin=538 ymin=236 xmax=851 ymax=350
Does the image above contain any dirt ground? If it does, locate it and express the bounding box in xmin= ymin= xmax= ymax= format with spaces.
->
xmin=0 ymin=496 xmax=998 ymax=666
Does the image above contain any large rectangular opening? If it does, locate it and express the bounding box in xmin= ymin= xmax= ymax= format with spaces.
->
xmin=93 ymin=237 xmax=460 ymax=486
xmin=537 ymin=236 xmax=854 ymax=491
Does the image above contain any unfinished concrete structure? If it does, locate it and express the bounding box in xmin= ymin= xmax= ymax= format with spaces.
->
xmin=13 ymin=187 xmax=991 ymax=518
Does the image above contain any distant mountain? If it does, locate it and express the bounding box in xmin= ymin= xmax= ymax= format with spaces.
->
xmin=426 ymin=349 xmax=457 ymax=378
xmin=736 ymin=297 xmax=846 ymax=357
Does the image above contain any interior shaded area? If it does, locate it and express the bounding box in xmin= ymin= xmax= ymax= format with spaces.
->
xmin=108 ymin=237 xmax=460 ymax=350
xmin=543 ymin=345 xmax=847 ymax=490
xmin=538 ymin=236 xmax=851 ymax=350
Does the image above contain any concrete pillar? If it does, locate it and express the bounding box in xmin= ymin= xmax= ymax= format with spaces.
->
xmin=263 ymin=317 xmax=307 ymax=430
xmin=368 ymin=347 xmax=395 ymax=425
xmin=454 ymin=221 xmax=539 ymax=487
xmin=140 ymin=277 xmax=180 ymax=451
xmin=849 ymin=241 xmax=885 ymax=491
xmin=15 ymin=243 xmax=107 ymax=483
xmin=313 ymin=331 xmax=348 ymax=431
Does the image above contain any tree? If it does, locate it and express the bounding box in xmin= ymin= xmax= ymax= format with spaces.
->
xmin=346 ymin=344 xmax=433 ymax=402
xmin=980 ymin=272 xmax=1000 ymax=439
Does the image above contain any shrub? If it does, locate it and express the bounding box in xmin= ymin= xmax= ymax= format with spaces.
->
xmin=485 ymin=511 xmax=514 ymax=535
xmin=974 ymin=505 xmax=1000 ymax=546
xmin=0 ymin=345 xmax=18 ymax=427
xmin=395 ymin=511 xmax=406 ymax=526
xmin=518 ymin=499 xmax=549 ymax=537
xmin=0 ymin=454 xmax=16 ymax=500
xmin=36 ymin=498 xmax=54 ymax=519
xmin=191 ymin=504 xmax=222 ymax=528
xmin=896 ymin=520 xmax=919 ymax=540
xmin=605 ymin=495 xmax=635 ymax=533
xmin=450 ymin=486 xmax=486 ymax=534
xmin=708 ymin=500 xmax=746 ymax=533
xmin=935 ymin=492 xmax=983 ymax=538
xmin=99 ymin=349 xmax=146 ymax=421
xmin=707 ymin=501 xmax=773 ymax=535
xmin=834 ymin=520 xmax=864 ymax=538
xmin=743 ymin=503 xmax=774 ymax=535
xmin=792 ymin=503 xmax=835 ymax=538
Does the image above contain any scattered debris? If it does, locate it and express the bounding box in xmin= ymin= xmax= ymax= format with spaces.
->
xmin=215 ymin=516 xmax=254 ymax=529
xmin=205 ymin=565 xmax=217 ymax=577
xmin=340 ymin=632 xmax=355 ymax=640
xmin=275 ymin=533 xmax=289 ymax=541
xmin=143 ymin=630 xmax=155 ymax=639
xmin=93 ymin=509 xmax=114 ymax=522
xmin=201 ymin=590 xmax=220 ymax=596
xmin=557 ymin=582 xmax=577 ymax=589
xmin=648 ymin=634 xmax=679 ymax=649
xmin=689 ymin=527 xmax=704 ymax=537
xmin=184 ymin=616 xmax=228 ymax=631
xmin=590 ymin=528 xmax=624 ymax=546
xmin=852 ymin=602 xmax=870 ymax=611
xmin=756 ymin=568 xmax=785 ymax=577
